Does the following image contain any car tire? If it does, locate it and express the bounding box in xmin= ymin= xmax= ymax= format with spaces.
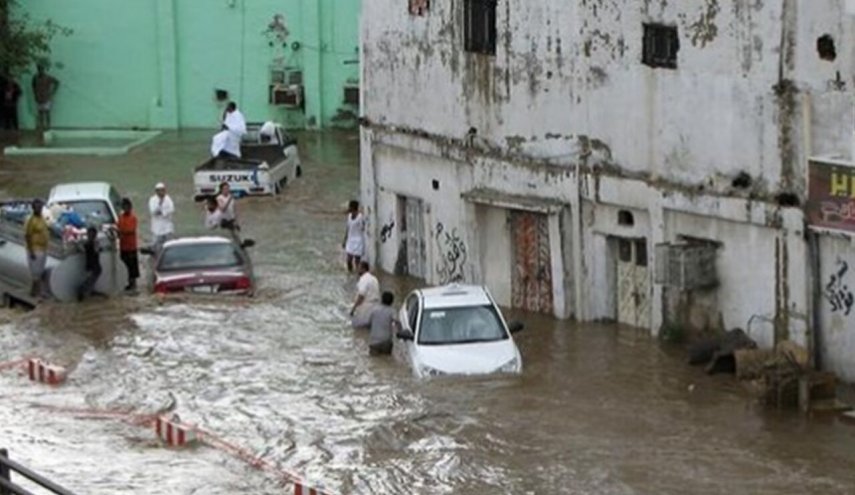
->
xmin=296 ymin=165 xmax=303 ymax=178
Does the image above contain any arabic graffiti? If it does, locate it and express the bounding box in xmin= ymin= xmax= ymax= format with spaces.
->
xmin=825 ymin=257 xmax=855 ymax=316
xmin=435 ymin=221 xmax=467 ymax=284
xmin=380 ymin=217 xmax=395 ymax=244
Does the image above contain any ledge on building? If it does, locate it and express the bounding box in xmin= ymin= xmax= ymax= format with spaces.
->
xmin=462 ymin=187 xmax=568 ymax=214
xmin=3 ymin=129 xmax=162 ymax=157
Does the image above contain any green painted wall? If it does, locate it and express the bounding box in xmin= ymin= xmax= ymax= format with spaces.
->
xmin=14 ymin=0 xmax=361 ymax=129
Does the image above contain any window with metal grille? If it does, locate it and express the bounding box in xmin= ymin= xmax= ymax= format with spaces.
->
xmin=464 ymin=0 xmax=497 ymax=55
xmin=642 ymin=23 xmax=679 ymax=69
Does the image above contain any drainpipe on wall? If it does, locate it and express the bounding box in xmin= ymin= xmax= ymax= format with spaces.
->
xmin=802 ymin=91 xmax=819 ymax=369
xmin=301 ymin=0 xmax=323 ymax=128
xmin=808 ymin=232 xmax=822 ymax=370
xmin=573 ymin=0 xmax=591 ymax=322
xmin=153 ymin=0 xmax=179 ymax=129
xmin=236 ymin=0 xmax=247 ymax=105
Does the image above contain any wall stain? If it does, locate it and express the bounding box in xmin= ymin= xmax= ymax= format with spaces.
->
xmin=682 ymin=0 xmax=721 ymax=48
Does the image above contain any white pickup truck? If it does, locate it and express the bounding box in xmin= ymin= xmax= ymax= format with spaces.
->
xmin=193 ymin=122 xmax=302 ymax=201
xmin=0 ymin=182 xmax=129 ymax=306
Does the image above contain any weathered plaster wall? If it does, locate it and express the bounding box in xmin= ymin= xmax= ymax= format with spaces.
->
xmin=818 ymin=234 xmax=855 ymax=382
xmin=372 ymin=143 xmax=472 ymax=284
xmin=477 ymin=204 xmax=513 ymax=305
xmin=361 ymin=1 xmax=837 ymax=358
xmin=366 ymin=131 xmax=577 ymax=318
xmin=363 ymin=0 xmax=855 ymax=198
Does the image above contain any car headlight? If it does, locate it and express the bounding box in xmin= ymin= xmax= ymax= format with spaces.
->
xmin=418 ymin=365 xmax=444 ymax=377
xmin=497 ymin=357 xmax=521 ymax=374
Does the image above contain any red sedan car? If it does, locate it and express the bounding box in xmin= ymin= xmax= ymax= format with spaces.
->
xmin=149 ymin=236 xmax=255 ymax=296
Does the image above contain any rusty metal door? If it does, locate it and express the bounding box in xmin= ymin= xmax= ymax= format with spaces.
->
xmin=510 ymin=211 xmax=553 ymax=313
xmin=405 ymin=198 xmax=426 ymax=279
xmin=617 ymin=238 xmax=650 ymax=328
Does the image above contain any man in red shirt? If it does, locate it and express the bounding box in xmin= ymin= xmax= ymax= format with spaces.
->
xmin=117 ymin=198 xmax=140 ymax=292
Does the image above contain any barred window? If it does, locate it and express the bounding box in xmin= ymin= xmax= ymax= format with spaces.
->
xmin=464 ymin=0 xmax=497 ymax=55
xmin=642 ymin=23 xmax=679 ymax=69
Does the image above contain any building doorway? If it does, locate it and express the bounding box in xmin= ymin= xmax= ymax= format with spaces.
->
xmin=616 ymin=237 xmax=651 ymax=328
xmin=397 ymin=195 xmax=426 ymax=279
xmin=510 ymin=210 xmax=554 ymax=314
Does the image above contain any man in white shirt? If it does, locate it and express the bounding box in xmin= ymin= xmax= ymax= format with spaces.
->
xmin=211 ymin=128 xmax=241 ymax=158
xmin=223 ymin=101 xmax=247 ymax=136
xmin=216 ymin=182 xmax=239 ymax=241
xmin=350 ymin=261 xmax=381 ymax=329
xmin=148 ymin=182 xmax=175 ymax=252
xmin=204 ymin=196 xmax=222 ymax=230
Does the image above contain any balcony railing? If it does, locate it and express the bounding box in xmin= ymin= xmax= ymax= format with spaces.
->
xmin=0 ymin=449 xmax=77 ymax=495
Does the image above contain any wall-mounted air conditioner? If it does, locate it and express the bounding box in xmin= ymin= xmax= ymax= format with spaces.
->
xmin=270 ymin=84 xmax=303 ymax=108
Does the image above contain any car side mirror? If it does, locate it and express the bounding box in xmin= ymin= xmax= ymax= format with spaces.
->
xmin=508 ymin=321 xmax=524 ymax=334
xmin=397 ymin=330 xmax=414 ymax=341
xmin=241 ymin=239 xmax=256 ymax=249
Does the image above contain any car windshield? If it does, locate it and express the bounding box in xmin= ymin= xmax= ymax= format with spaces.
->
xmin=418 ymin=305 xmax=508 ymax=345
xmin=158 ymin=243 xmax=242 ymax=271
xmin=62 ymin=200 xmax=115 ymax=226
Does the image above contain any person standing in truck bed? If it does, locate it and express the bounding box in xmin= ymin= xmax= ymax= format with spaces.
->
xmin=24 ymin=199 xmax=50 ymax=298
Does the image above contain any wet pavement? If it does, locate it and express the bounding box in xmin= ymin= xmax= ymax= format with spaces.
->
xmin=1 ymin=130 xmax=855 ymax=494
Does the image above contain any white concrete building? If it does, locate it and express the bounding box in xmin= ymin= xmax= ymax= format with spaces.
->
xmin=360 ymin=1 xmax=855 ymax=379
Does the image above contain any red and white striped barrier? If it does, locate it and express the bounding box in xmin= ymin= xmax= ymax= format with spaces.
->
xmin=27 ymin=359 xmax=67 ymax=385
xmin=294 ymin=482 xmax=332 ymax=495
xmin=27 ymin=402 xmax=340 ymax=494
xmin=155 ymin=415 xmax=197 ymax=447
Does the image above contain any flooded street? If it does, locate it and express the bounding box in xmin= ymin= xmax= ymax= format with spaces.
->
xmin=1 ymin=131 xmax=855 ymax=494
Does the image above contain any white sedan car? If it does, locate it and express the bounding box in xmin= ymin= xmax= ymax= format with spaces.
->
xmin=396 ymin=284 xmax=524 ymax=378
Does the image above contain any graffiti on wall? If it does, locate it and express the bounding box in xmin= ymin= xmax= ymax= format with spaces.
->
xmin=824 ymin=257 xmax=854 ymax=316
xmin=380 ymin=216 xmax=395 ymax=244
xmin=435 ymin=221 xmax=467 ymax=284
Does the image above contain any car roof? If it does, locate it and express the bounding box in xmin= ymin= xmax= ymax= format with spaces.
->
xmin=162 ymin=236 xmax=235 ymax=248
xmin=49 ymin=182 xmax=112 ymax=202
xmin=419 ymin=284 xmax=492 ymax=309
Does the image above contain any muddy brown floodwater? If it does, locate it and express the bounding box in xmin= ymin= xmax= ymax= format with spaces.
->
xmin=1 ymin=130 xmax=855 ymax=495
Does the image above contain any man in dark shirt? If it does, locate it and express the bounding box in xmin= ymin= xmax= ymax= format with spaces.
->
xmin=77 ymin=227 xmax=102 ymax=301
xmin=2 ymin=76 xmax=22 ymax=130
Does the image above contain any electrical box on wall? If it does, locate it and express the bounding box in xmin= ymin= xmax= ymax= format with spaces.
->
xmin=655 ymin=242 xmax=718 ymax=290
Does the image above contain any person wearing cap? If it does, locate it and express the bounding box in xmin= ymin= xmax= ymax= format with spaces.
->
xmin=148 ymin=182 xmax=175 ymax=252
xmin=24 ymin=198 xmax=50 ymax=298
